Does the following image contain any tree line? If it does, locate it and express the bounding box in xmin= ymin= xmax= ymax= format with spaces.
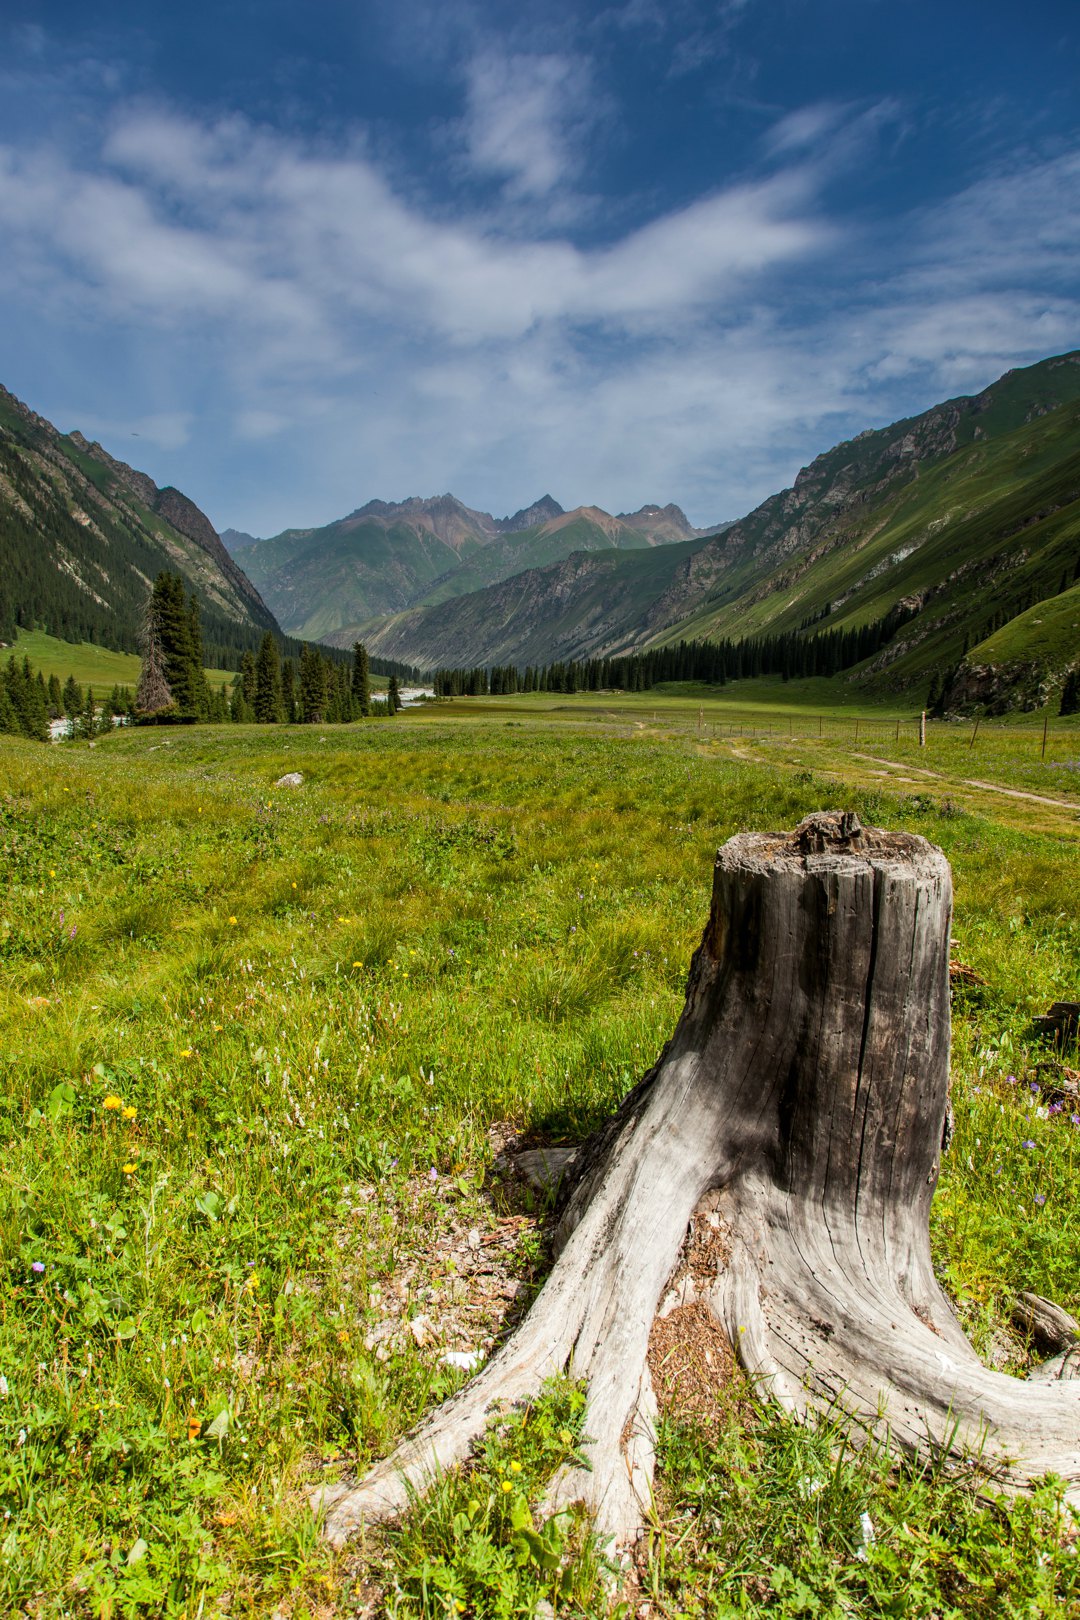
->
xmin=136 ymin=573 xmax=405 ymax=725
xmin=431 ymin=603 xmax=919 ymax=698
xmin=0 ymin=573 xmax=411 ymax=742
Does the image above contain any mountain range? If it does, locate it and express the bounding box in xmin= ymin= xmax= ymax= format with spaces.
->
xmin=226 ymin=495 xmax=711 ymax=643
xmin=342 ymin=352 xmax=1080 ymax=706
xmin=3 ymin=351 xmax=1078 ymax=711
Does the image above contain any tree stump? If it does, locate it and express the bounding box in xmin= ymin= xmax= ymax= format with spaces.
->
xmin=315 ymin=812 xmax=1080 ymax=1548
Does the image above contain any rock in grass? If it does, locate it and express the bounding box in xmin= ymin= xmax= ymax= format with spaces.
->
xmin=274 ymin=772 xmax=304 ymax=788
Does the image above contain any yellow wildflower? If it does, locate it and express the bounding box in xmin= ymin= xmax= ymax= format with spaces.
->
xmin=509 ymin=1459 xmax=522 ymax=1474
xmin=103 ymin=1095 xmax=122 ymax=1111
xmin=122 ymin=1163 xmax=136 ymax=1175
xmin=180 ymin=1048 xmax=193 ymax=1058
xmin=228 ymin=916 xmax=237 ymax=925
xmin=122 ymin=1105 xmax=137 ymax=1119
xmin=501 ymin=1480 xmax=513 ymax=1494
xmin=49 ymin=869 xmax=56 ymax=877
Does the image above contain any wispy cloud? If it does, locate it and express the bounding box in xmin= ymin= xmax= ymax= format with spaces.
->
xmin=459 ymin=50 xmax=597 ymax=200
xmin=0 ymin=82 xmax=1077 ymax=533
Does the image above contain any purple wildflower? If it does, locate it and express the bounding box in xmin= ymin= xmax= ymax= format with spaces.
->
xmin=1029 ymin=1081 xmax=1040 ymax=1094
xmin=1072 ymin=1114 xmax=1080 ymax=1127
xmin=31 ymin=1261 xmax=44 ymax=1274
xmin=1022 ymin=1139 xmax=1036 ymax=1150
xmin=1034 ymin=1194 xmax=1047 ymax=1206
xmin=429 ymin=1166 xmax=437 ymax=1181
xmin=1006 ymin=1074 xmax=1018 ymax=1086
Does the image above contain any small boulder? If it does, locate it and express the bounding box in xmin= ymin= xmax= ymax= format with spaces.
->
xmin=274 ymin=772 xmax=304 ymax=788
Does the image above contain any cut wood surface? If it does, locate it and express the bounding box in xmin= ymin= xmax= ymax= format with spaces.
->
xmin=314 ymin=811 xmax=1080 ymax=1549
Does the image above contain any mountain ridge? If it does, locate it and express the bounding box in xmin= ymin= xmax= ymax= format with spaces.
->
xmin=0 ymin=383 xmax=279 ymax=663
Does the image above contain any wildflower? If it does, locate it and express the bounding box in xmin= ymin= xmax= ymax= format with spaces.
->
xmin=122 ymin=1105 xmax=137 ymax=1120
xmin=1035 ymin=1194 xmax=1047 ymax=1206
xmin=31 ymin=1261 xmax=45 ymax=1274
xmin=103 ymin=1095 xmax=122 ymax=1111
xmin=1022 ymin=1139 xmax=1036 ymax=1150
xmin=180 ymin=1048 xmax=193 ymax=1058
xmin=122 ymin=1163 xmax=136 ymax=1175
xmin=336 ymin=1329 xmax=350 ymax=1344
xmin=187 ymin=1417 xmax=202 ymax=1441
xmin=244 ymin=1273 xmax=259 ymax=1293
xmin=559 ymin=1429 xmax=573 ymax=1446
xmin=49 ymin=869 xmax=55 ymax=877
xmin=1072 ymin=1115 xmax=1080 ymax=1127
xmin=429 ymin=1166 xmax=438 ymax=1181
xmin=501 ymin=1480 xmax=513 ymax=1494
xmin=509 ymin=1459 xmax=522 ymax=1474
xmin=228 ymin=916 xmax=237 ymax=925
xmin=352 ymin=961 xmax=362 ymax=968
xmin=1006 ymin=1074 xmax=1018 ymax=1085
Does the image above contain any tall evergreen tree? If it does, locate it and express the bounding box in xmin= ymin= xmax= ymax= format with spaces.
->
xmin=240 ymin=650 xmax=257 ymax=709
xmin=387 ymin=674 xmax=401 ymax=714
xmin=281 ymin=659 xmax=298 ymax=724
xmin=299 ymin=643 xmax=328 ymax=723
xmin=62 ymin=674 xmax=82 ymax=717
xmin=136 ymin=582 xmax=174 ymax=716
xmin=352 ymin=642 xmax=372 ymax=717
xmin=254 ymin=632 xmax=284 ymax=722
xmin=150 ymin=573 xmax=200 ymax=717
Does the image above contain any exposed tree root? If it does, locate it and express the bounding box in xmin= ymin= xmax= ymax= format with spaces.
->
xmin=314 ymin=813 xmax=1080 ymax=1549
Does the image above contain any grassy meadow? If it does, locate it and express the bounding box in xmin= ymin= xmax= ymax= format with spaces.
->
xmin=2 ymin=696 xmax=1079 ymax=1616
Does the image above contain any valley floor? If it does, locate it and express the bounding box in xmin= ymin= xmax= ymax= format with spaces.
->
xmin=1 ymin=698 xmax=1078 ymax=1615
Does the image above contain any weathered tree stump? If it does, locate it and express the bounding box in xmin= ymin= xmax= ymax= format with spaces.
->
xmin=315 ymin=812 xmax=1080 ymax=1548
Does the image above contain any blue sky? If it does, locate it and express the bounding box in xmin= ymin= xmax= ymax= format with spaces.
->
xmin=1 ymin=1 xmax=1077 ymax=535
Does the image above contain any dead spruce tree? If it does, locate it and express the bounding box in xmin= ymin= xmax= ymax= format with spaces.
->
xmin=316 ymin=812 xmax=1080 ymax=1548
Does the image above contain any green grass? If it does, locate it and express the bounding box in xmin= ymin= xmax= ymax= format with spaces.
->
xmin=9 ymin=629 xmax=235 ymax=699
xmin=1 ymin=709 xmax=1078 ymax=1614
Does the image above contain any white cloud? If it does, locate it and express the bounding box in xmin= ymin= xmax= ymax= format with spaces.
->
xmin=0 ymin=97 xmax=1078 ymax=535
xmin=460 ymin=51 xmax=595 ymax=199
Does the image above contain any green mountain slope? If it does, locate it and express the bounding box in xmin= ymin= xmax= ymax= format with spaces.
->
xmin=412 ymin=507 xmax=674 ymax=608
xmin=343 ymin=537 xmax=710 ymax=668
xmin=340 ymin=352 xmax=1080 ymax=705
xmin=0 ymin=384 xmax=278 ymax=665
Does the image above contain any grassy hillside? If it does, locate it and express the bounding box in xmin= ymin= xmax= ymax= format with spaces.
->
xmin=7 ymin=629 xmax=235 ymax=697
xmin=662 ymin=396 xmax=1080 ymax=697
xmin=0 ymin=713 xmax=1077 ymax=1612
xmin=356 ymin=535 xmax=710 ymax=668
xmin=0 ymin=385 xmax=279 ymax=667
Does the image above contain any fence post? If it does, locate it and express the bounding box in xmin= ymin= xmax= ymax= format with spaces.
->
xmin=1042 ymin=712 xmax=1049 ymax=760
xmin=969 ymin=716 xmax=980 ymax=749
xmin=919 ymin=711 xmax=926 ymax=748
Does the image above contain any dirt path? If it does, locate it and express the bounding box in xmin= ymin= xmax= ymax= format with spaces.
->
xmin=851 ymin=754 xmax=1080 ymax=812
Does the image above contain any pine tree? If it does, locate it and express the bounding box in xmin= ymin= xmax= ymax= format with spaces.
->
xmin=63 ymin=674 xmax=82 ymax=718
xmin=150 ymin=573 xmax=199 ymax=717
xmin=47 ymin=674 xmax=63 ymax=718
xmin=282 ymin=659 xmax=298 ymax=724
xmin=254 ymin=633 xmax=284 ymax=722
xmin=352 ymin=642 xmax=372 ymax=717
xmin=240 ymin=651 xmax=257 ymax=710
xmin=136 ymin=584 xmax=175 ymax=717
xmin=299 ymin=643 xmax=328 ymax=723
xmin=387 ymin=674 xmax=401 ymax=714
